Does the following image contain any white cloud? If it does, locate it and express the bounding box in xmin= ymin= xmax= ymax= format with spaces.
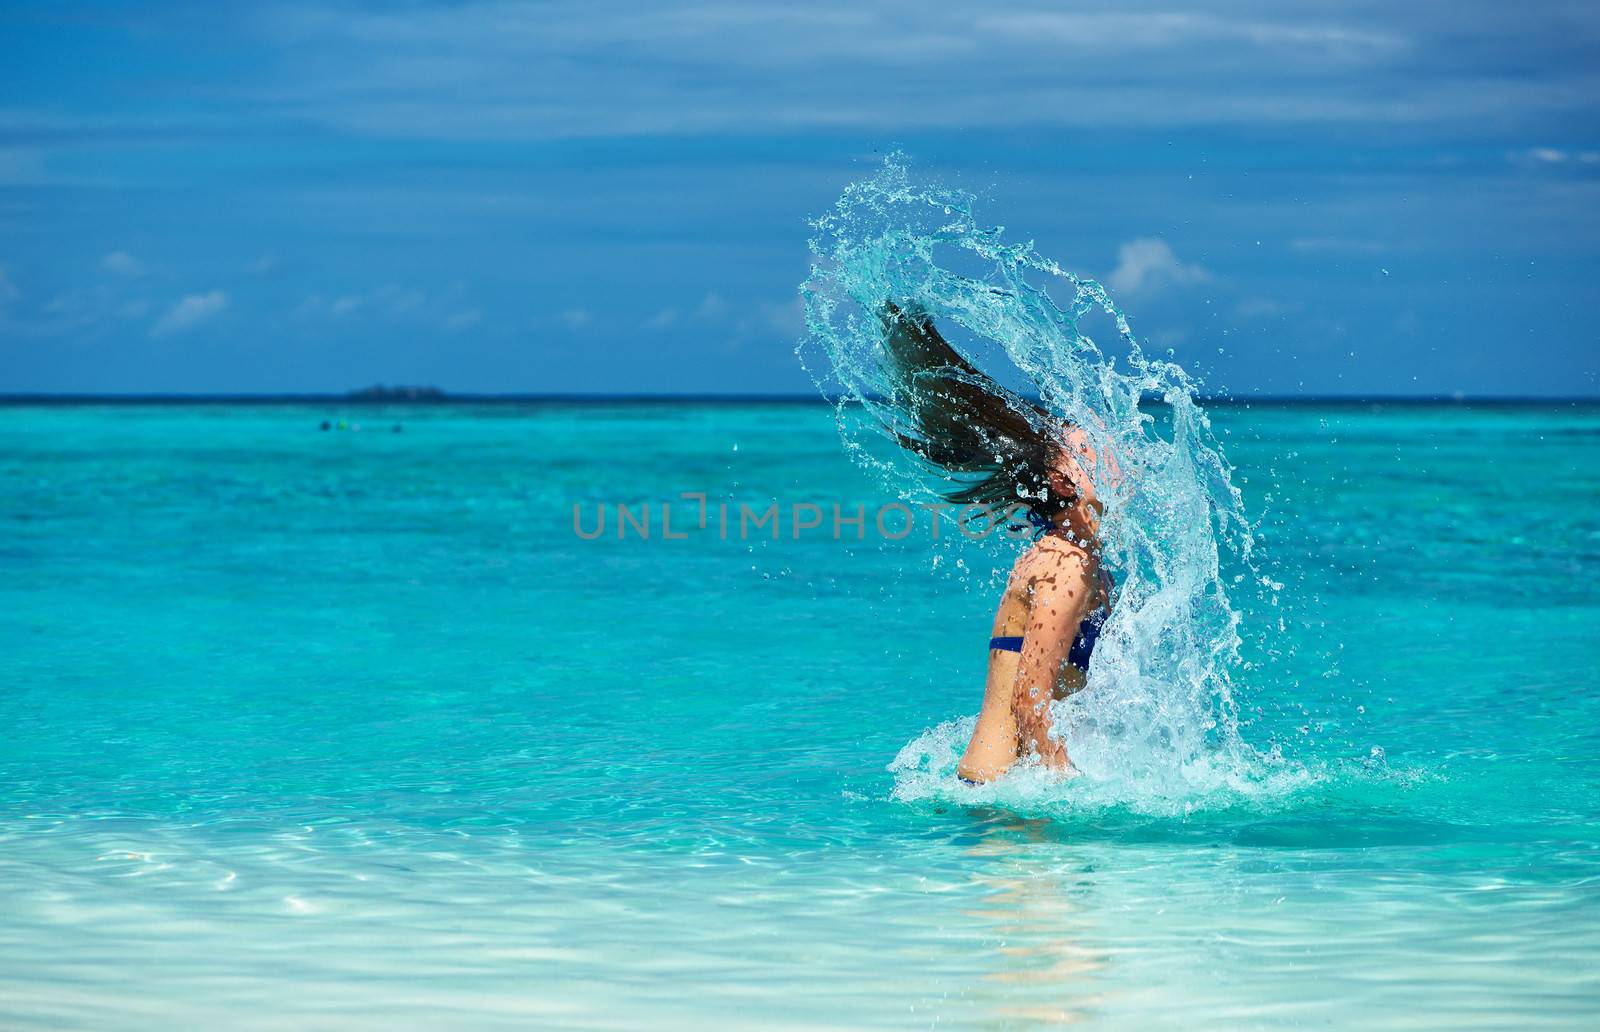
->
xmin=0 ymin=264 xmax=19 ymax=306
xmin=694 ymin=292 xmax=729 ymax=321
xmin=1234 ymin=296 xmax=1297 ymax=320
xmin=755 ymin=297 xmax=803 ymax=337
xmin=0 ymin=4 xmax=1591 ymax=154
xmin=0 ymin=147 xmax=46 ymax=186
xmin=295 ymin=284 xmax=432 ymax=324
xmin=241 ymin=3 xmax=1451 ymax=140
xmin=1509 ymin=146 xmax=1600 ymax=166
xmin=151 ymin=290 xmax=227 ymax=337
xmin=644 ymin=307 xmax=679 ymax=330
xmin=102 ymin=251 xmax=145 ymax=277
xmin=443 ymin=308 xmax=483 ymax=332
xmin=558 ymin=307 xmax=592 ymax=329
xmin=976 ymin=12 xmax=1402 ymax=56
xmin=247 ymin=253 xmax=281 ymax=276
xmin=1107 ymin=239 xmax=1210 ymax=296
xmin=374 ymin=284 xmax=425 ymax=316
xmin=645 ymin=295 xmax=796 ymax=337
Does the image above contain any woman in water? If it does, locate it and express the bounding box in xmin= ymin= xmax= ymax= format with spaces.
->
xmin=878 ymin=303 xmax=1114 ymax=783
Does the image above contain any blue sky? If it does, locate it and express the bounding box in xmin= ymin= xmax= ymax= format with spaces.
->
xmin=1 ymin=1 xmax=1596 ymax=396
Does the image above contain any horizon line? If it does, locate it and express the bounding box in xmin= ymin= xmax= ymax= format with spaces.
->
xmin=1 ymin=391 xmax=1598 ymax=407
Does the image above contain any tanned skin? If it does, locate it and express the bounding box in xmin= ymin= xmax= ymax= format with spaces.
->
xmin=957 ymin=429 xmax=1108 ymax=782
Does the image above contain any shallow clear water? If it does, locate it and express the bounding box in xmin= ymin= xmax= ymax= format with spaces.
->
xmin=2 ymin=400 xmax=1597 ymax=1029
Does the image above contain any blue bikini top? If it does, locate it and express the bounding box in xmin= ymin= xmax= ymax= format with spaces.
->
xmin=988 ymin=568 xmax=1113 ymax=672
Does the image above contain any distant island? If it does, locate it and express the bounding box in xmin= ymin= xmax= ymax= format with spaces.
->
xmin=346 ymin=385 xmax=448 ymax=401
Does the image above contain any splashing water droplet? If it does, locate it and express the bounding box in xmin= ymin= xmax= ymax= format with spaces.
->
xmin=798 ymin=156 xmax=1299 ymax=811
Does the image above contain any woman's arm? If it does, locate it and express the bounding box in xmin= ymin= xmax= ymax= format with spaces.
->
xmin=1012 ymin=544 xmax=1099 ymax=771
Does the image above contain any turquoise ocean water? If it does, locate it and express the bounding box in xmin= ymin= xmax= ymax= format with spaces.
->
xmin=2 ymin=399 xmax=1598 ymax=1028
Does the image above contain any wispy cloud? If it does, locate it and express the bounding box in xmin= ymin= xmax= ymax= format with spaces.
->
xmin=0 ymin=147 xmax=47 ymax=186
xmin=101 ymin=251 xmax=145 ymax=277
xmin=1 ymin=2 xmax=1596 ymax=396
xmin=246 ymin=253 xmax=281 ymax=276
xmin=294 ymin=284 xmax=465 ymax=330
xmin=693 ymin=292 xmax=729 ymax=321
xmin=225 ymin=2 xmax=1594 ymax=141
xmin=1233 ymin=296 xmax=1298 ymax=320
xmin=755 ymin=296 xmax=803 ymax=338
xmin=644 ymin=307 xmax=679 ymax=330
xmin=1510 ymin=147 xmax=1600 ymax=165
xmin=444 ymin=308 xmax=483 ymax=332
xmin=151 ymin=290 xmax=227 ymax=337
xmin=647 ymin=289 xmax=803 ymax=352
xmin=975 ymin=12 xmax=1404 ymax=56
xmin=1107 ymin=239 xmax=1210 ymax=296
xmin=0 ymin=271 xmax=157 ymax=339
xmin=557 ymin=307 xmax=592 ymax=329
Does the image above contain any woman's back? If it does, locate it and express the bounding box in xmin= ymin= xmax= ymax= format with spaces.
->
xmin=957 ymin=536 xmax=1106 ymax=782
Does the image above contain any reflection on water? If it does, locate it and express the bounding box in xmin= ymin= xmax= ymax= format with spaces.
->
xmin=963 ymin=820 xmax=1105 ymax=1026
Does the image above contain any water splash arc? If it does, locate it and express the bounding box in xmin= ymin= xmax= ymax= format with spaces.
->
xmin=798 ymin=158 xmax=1289 ymax=809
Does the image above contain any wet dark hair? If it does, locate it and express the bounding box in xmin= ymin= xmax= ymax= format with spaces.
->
xmin=877 ymin=301 xmax=1074 ymax=524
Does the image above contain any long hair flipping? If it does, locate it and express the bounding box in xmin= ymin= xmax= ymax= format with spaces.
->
xmin=876 ymin=301 xmax=1074 ymax=524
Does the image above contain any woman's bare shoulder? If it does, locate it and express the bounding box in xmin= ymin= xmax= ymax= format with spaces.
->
xmin=1006 ymin=535 xmax=1097 ymax=591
